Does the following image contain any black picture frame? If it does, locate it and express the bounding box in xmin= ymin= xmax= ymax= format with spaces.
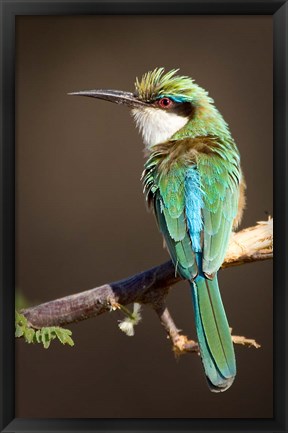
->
xmin=0 ymin=1 xmax=287 ymax=432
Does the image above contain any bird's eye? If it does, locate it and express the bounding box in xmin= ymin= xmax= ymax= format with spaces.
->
xmin=158 ymin=97 xmax=173 ymax=109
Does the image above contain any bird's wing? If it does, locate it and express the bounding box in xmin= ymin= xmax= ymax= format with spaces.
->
xmin=195 ymin=153 xmax=240 ymax=277
xmin=143 ymin=155 xmax=198 ymax=280
xmin=143 ymin=147 xmax=239 ymax=280
xmin=155 ymin=167 xmax=198 ymax=280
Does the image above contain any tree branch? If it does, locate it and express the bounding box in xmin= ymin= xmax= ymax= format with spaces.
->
xmin=22 ymin=218 xmax=273 ymax=345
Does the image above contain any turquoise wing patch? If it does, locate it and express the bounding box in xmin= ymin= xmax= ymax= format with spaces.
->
xmin=184 ymin=166 xmax=204 ymax=253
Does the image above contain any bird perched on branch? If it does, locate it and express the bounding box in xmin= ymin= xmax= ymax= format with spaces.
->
xmin=70 ymin=67 xmax=245 ymax=392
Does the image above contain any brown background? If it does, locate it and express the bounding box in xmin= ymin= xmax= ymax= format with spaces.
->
xmin=15 ymin=16 xmax=273 ymax=418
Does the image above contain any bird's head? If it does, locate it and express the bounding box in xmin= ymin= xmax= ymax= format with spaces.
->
xmin=69 ymin=67 xmax=216 ymax=149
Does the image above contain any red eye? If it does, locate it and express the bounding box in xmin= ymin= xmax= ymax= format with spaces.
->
xmin=158 ymin=97 xmax=173 ymax=109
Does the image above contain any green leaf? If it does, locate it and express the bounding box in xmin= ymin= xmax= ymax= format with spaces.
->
xmin=24 ymin=327 xmax=35 ymax=344
xmin=15 ymin=310 xmax=74 ymax=348
xmin=54 ymin=327 xmax=74 ymax=346
xmin=35 ymin=329 xmax=42 ymax=343
xmin=54 ymin=328 xmax=65 ymax=344
xmin=42 ymin=330 xmax=51 ymax=349
xmin=15 ymin=311 xmax=28 ymax=327
xmin=62 ymin=334 xmax=75 ymax=347
xmin=15 ymin=324 xmax=24 ymax=338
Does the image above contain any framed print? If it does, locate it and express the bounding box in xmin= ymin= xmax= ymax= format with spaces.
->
xmin=0 ymin=1 xmax=287 ymax=432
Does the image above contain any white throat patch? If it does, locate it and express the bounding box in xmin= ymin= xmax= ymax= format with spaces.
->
xmin=131 ymin=107 xmax=189 ymax=149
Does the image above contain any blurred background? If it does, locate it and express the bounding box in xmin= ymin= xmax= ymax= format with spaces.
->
xmin=15 ymin=15 xmax=273 ymax=418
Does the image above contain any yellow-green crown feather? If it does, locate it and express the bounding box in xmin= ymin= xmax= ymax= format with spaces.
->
xmin=135 ymin=67 xmax=212 ymax=104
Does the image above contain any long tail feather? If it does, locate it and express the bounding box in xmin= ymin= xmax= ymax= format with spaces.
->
xmin=190 ymin=274 xmax=236 ymax=392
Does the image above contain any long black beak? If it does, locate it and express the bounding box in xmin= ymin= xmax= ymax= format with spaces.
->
xmin=68 ymin=89 xmax=147 ymax=108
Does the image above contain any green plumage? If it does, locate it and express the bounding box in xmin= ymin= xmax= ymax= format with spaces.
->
xmin=79 ymin=66 xmax=244 ymax=392
xmin=140 ymin=68 xmax=242 ymax=392
xmin=145 ymin=141 xmax=239 ymax=391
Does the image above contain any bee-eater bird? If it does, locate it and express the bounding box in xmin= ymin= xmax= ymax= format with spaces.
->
xmin=70 ymin=68 xmax=245 ymax=392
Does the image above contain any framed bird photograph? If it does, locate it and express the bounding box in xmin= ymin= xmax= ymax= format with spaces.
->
xmin=0 ymin=1 xmax=287 ymax=433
